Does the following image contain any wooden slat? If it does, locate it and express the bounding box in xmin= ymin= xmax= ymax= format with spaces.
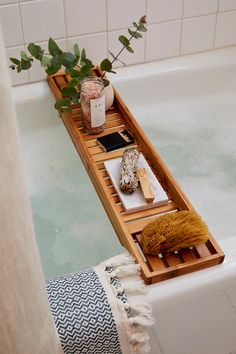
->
xmin=107 ymin=186 xmax=116 ymax=195
xmin=123 ymin=202 xmax=177 ymax=223
xmin=54 ymin=76 xmax=68 ymax=90
xmin=103 ymin=178 xmax=113 ymax=187
xmin=85 ymin=139 xmax=98 ymax=148
xmin=195 ymin=244 xmax=212 ymax=258
xmin=96 ymin=162 xmax=105 ymax=170
xmin=149 ymin=253 xmax=222 ymax=284
xmin=136 ymin=234 xmax=166 ymax=271
xmin=116 ymin=204 xmax=124 ymax=213
xmin=93 ymin=146 xmax=138 ymax=162
xmin=105 ymin=112 xmax=123 ymax=121
xmin=179 ymin=248 xmax=196 ymax=262
xmin=164 ymin=253 xmax=182 ymax=266
xmin=112 ymin=195 xmax=120 ymax=204
xmin=82 ymin=125 xmax=129 ymax=141
xmin=89 ymin=145 xmax=104 ymax=155
xmin=99 ymin=169 xmax=108 ymax=178
xmin=76 ymin=115 xmax=124 ymax=129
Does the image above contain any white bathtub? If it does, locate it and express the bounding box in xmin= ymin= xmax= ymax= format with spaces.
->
xmin=14 ymin=47 xmax=236 ymax=354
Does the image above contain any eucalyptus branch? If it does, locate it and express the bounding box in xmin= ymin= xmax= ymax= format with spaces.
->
xmin=102 ymin=28 xmax=139 ymax=79
xmin=100 ymin=16 xmax=147 ymax=80
xmin=9 ymin=16 xmax=147 ymax=113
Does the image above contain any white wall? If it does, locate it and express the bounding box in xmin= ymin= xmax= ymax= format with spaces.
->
xmin=0 ymin=0 xmax=236 ymax=86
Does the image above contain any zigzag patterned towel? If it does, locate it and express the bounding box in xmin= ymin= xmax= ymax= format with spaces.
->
xmin=46 ymin=253 xmax=154 ymax=354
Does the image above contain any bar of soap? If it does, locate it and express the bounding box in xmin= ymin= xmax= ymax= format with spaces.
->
xmin=137 ymin=168 xmax=154 ymax=203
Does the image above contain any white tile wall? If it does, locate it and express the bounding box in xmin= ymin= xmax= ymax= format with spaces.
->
xmin=0 ymin=4 xmax=23 ymax=46
xmin=147 ymin=0 xmax=183 ymax=24
xmin=107 ymin=0 xmax=146 ymax=31
xmin=0 ymin=0 xmax=236 ymax=86
xmin=20 ymin=0 xmax=66 ymax=43
xmin=183 ymin=0 xmax=218 ymax=17
xmin=181 ymin=15 xmax=216 ymax=54
xmin=65 ymin=0 xmax=106 ymax=36
xmin=219 ymin=0 xmax=236 ymax=11
xmin=215 ymin=10 xmax=236 ymax=47
xmin=146 ymin=21 xmax=181 ymax=60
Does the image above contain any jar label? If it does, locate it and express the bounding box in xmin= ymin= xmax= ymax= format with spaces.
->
xmin=90 ymin=96 xmax=105 ymax=128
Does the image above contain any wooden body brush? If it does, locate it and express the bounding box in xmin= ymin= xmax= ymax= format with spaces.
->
xmin=140 ymin=210 xmax=209 ymax=255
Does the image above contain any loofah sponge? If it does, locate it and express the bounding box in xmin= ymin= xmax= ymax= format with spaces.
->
xmin=140 ymin=210 xmax=209 ymax=255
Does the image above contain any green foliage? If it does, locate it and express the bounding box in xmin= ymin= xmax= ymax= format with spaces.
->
xmin=9 ymin=16 xmax=147 ymax=113
xmin=73 ymin=43 xmax=80 ymax=57
xmin=28 ymin=43 xmax=44 ymax=60
xmin=125 ymin=45 xmax=134 ymax=53
xmin=41 ymin=55 xmax=51 ymax=67
xmin=54 ymin=98 xmax=71 ymax=112
xmin=128 ymin=29 xmax=142 ymax=38
xmin=119 ymin=35 xmax=129 ymax=46
xmin=100 ymin=58 xmax=116 ymax=74
xmin=10 ymin=57 xmax=20 ymax=65
xmin=48 ymin=37 xmax=62 ymax=56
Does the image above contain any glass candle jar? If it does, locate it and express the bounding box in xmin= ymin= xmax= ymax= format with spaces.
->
xmin=80 ymin=77 xmax=106 ymax=134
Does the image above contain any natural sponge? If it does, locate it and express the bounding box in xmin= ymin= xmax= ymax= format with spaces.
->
xmin=140 ymin=210 xmax=209 ymax=255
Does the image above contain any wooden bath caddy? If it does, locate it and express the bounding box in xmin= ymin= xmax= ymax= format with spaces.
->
xmin=48 ymin=69 xmax=225 ymax=284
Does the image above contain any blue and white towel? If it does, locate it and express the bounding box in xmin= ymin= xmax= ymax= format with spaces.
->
xmin=46 ymin=253 xmax=154 ymax=354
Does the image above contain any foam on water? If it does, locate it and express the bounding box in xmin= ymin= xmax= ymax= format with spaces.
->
xmin=124 ymin=92 xmax=236 ymax=241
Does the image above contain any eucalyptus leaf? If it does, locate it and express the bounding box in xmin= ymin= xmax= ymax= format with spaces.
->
xmin=41 ymin=56 xmax=51 ymax=67
xmin=21 ymin=59 xmax=32 ymax=70
xmin=54 ymin=98 xmax=71 ymax=112
xmin=135 ymin=31 xmax=142 ymax=38
xmin=45 ymin=55 xmax=62 ymax=75
xmin=132 ymin=22 xmax=139 ymax=28
xmin=48 ymin=37 xmax=62 ymax=56
xmin=69 ymin=69 xmax=80 ymax=78
xmin=67 ymin=78 xmax=79 ymax=87
xmin=71 ymin=96 xmax=79 ymax=104
xmin=128 ymin=29 xmax=141 ymax=39
xmin=61 ymin=52 xmax=77 ymax=70
xmin=119 ymin=35 xmax=129 ymax=46
xmin=10 ymin=57 xmax=20 ymax=65
xmin=16 ymin=64 xmax=22 ymax=73
xmin=79 ymin=63 xmax=92 ymax=78
xmin=20 ymin=51 xmax=28 ymax=61
xmin=80 ymin=48 xmax=86 ymax=64
xmin=125 ymin=45 xmax=134 ymax=53
xmin=61 ymin=87 xmax=77 ymax=98
xmin=138 ymin=23 xmax=147 ymax=32
xmin=100 ymin=58 xmax=112 ymax=72
xmin=108 ymin=51 xmax=125 ymax=66
xmin=73 ymin=43 xmax=80 ymax=57
xmin=28 ymin=43 xmax=44 ymax=60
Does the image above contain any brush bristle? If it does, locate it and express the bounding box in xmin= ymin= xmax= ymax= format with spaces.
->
xmin=140 ymin=210 xmax=209 ymax=255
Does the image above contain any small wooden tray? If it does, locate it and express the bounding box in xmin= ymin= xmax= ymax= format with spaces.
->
xmin=48 ymin=68 xmax=224 ymax=284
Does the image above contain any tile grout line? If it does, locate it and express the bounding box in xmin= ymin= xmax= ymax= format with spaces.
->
xmin=144 ymin=0 xmax=148 ymax=62
xmin=17 ymin=0 xmax=30 ymax=82
xmin=106 ymin=0 xmax=109 ymax=59
xmin=179 ymin=0 xmax=185 ymax=56
xmin=213 ymin=0 xmax=221 ymax=49
xmin=62 ymin=0 xmax=68 ymax=51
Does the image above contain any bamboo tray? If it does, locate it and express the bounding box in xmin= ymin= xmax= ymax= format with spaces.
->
xmin=48 ymin=68 xmax=225 ymax=284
